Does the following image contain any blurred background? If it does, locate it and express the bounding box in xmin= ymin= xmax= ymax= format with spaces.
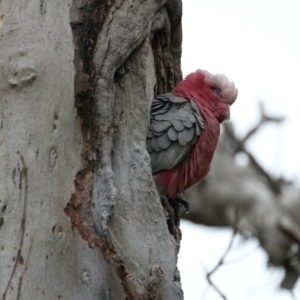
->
xmin=178 ymin=0 xmax=300 ymax=299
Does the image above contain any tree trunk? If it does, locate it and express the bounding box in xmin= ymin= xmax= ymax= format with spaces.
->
xmin=0 ymin=0 xmax=183 ymax=299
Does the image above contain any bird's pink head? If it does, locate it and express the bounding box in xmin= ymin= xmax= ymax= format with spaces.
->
xmin=172 ymin=70 xmax=238 ymax=122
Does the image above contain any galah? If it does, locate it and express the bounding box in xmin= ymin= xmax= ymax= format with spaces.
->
xmin=147 ymin=70 xmax=238 ymax=205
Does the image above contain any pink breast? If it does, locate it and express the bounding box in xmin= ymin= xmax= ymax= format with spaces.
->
xmin=154 ymin=121 xmax=220 ymax=198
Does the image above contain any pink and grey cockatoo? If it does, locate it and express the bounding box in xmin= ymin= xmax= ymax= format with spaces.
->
xmin=147 ymin=70 xmax=238 ymax=209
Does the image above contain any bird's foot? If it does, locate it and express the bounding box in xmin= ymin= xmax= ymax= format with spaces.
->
xmin=160 ymin=196 xmax=176 ymax=227
xmin=160 ymin=196 xmax=184 ymax=245
xmin=174 ymin=196 xmax=189 ymax=214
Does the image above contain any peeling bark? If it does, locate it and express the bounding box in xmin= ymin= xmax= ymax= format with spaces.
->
xmin=0 ymin=0 xmax=183 ymax=299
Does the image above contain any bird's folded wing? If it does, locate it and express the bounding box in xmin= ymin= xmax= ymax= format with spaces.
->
xmin=147 ymin=93 xmax=204 ymax=174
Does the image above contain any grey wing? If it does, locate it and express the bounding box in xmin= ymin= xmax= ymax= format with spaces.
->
xmin=147 ymin=93 xmax=204 ymax=174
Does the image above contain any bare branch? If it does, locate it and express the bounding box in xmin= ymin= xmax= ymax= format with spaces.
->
xmin=223 ymin=245 xmax=260 ymax=266
xmin=241 ymin=101 xmax=285 ymax=144
xmin=279 ymin=217 xmax=300 ymax=245
xmin=223 ymin=101 xmax=286 ymax=196
xmin=291 ymin=290 xmax=299 ymax=300
xmin=206 ymin=277 xmax=227 ymax=300
xmin=202 ymin=210 xmax=240 ymax=300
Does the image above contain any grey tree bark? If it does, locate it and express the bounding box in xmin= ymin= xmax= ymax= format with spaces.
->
xmin=0 ymin=0 xmax=184 ymax=299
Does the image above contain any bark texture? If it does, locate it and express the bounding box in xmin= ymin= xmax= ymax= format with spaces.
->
xmin=0 ymin=0 xmax=183 ymax=299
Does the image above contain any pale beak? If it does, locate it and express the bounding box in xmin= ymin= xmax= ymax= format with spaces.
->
xmin=224 ymin=105 xmax=230 ymax=121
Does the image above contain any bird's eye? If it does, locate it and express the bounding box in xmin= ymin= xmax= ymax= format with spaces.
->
xmin=212 ymin=88 xmax=222 ymax=98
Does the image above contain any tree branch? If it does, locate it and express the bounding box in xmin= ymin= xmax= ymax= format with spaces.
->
xmin=203 ymin=210 xmax=240 ymax=300
xmin=223 ymin=102 xmax=286 ymax=196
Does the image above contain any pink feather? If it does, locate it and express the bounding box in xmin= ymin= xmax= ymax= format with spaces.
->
xmin=154 ymin=70 xmax=237 ymax=198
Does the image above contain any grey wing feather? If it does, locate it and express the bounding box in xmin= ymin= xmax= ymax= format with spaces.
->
xmin=158 ymin=132 xmax=172 ymax=149
xmin=151 ymin=137 xmax=160 ymax=152
xmin=151 ymin=120 xmax=171 ymax=134
xmin=190 ymin=99 xmax=201 ymax=115
xmin=147 ymin=139 xmax=153 ymax=152
xmin=167 ymin=127 xmax=178 ymax=141
xmin=183 ymin=119 xmax=193 ymax=128
xmin=147 ymin=93 xmax=204 ymax=174
xmin=190 ymin=133 xmax=198 ymax=145
xmin=172 ymin=119 xmax=185 ymax=131
xmin=156 ymin=93 xmax=189 ymax=103
xmin=183 ymin=127 xmax=196 ymax=144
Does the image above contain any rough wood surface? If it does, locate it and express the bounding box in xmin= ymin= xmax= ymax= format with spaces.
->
xmin=0 ymin=0 xmax=184 ymax=299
